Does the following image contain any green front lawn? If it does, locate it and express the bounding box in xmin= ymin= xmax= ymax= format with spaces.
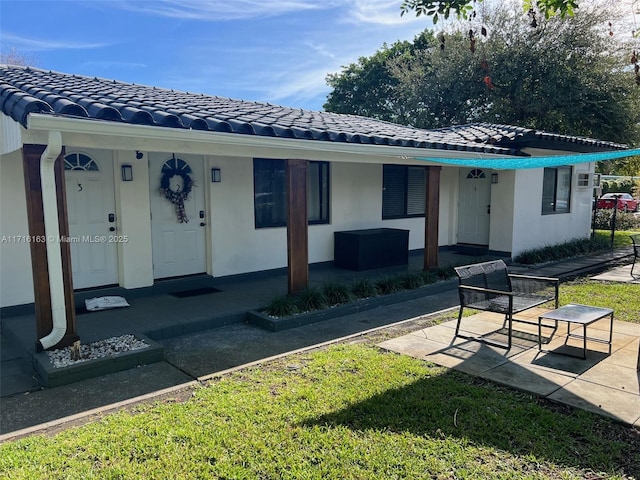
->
xmin=1 ymin=277 xmax=639 ymax=479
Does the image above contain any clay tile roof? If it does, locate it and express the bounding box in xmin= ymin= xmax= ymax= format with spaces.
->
xmin=0 ymin=65 xmax=627 ymax=156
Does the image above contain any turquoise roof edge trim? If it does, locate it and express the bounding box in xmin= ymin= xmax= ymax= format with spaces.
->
xmin=415 ymin=148 xmax=640 ymax=169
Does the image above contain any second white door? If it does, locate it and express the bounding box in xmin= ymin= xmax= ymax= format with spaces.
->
xmin=149 ymin=154 xmax=206 ymax=279
xmin=457 ymin=168 xmax=491 ymax=245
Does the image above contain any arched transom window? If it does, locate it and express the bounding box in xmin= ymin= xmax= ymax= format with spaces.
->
xmin=161 ymin=156 xmax=192 ymax=174
xmin=466 ymin=168 xmax=486 ymax=179
xmin=64 ymin=153 xmax=99 ymax=171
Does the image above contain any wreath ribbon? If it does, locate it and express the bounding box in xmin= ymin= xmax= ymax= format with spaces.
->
xmin=160 ymin=169 xmax=193 ymax=223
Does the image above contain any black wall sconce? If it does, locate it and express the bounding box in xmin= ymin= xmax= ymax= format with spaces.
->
xmin=211 ymin=167 xmax=221 ymax=183
xmin=135 ymin=150 xmax=144 ymax=160
xmin=491 ymin=173 xmax=499 ymax=184
xmin=121 ymin=164 xmax=133 ymax=182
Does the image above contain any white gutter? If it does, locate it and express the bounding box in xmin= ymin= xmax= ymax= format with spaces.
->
xmin=37 ymin=130 xmax=68 ymax=351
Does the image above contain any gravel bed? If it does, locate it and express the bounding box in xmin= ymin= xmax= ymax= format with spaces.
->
xmin=46 ymin=334 xmax=149 ymax=368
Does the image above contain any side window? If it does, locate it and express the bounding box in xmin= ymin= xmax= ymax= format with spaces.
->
xmin=382 ymin=165 xmax=426 ymax=219
xmin=253 ymin=159 xmax=330 ymax=228
xmin=542 ymin=166 xmax=572 ymax=214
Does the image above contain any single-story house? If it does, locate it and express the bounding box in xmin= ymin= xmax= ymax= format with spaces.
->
xmin=0 ymin=65 xmax=632 ymax=350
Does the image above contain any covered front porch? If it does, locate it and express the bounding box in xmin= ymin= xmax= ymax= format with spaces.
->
xmin=1 ymin=247 xmax=500 ymax=395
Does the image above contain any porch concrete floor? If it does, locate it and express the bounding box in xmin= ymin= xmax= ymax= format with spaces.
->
xmin=378 ymin=308 xmax=640 ymax=427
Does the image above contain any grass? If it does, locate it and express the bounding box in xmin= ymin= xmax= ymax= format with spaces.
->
xmin=593 ymin=229 xmax=640 ymax=248
xmin=560 ymin=279 xmax=640 ymax=324
xmin=1 ymin=343 xmax=638 ymax=479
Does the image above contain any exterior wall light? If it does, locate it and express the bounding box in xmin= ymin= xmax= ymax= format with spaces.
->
xmin=211 ymin=167 xmax=221 ymax=183
xmin=491 ymin=173 xmax=499 ymax=184
xmin=121 ymin=164 xmax=133 ymax=181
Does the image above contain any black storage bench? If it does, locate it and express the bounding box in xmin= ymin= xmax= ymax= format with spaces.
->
xmin=334 ymin=228 xmax=409 ymax=271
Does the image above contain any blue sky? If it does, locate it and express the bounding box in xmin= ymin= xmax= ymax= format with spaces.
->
xmin=0 ymin=0 xmax=431 ymax=111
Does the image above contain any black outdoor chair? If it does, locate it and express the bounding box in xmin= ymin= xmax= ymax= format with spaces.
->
xmin=630 ymin=234 xmax=640 ymax=277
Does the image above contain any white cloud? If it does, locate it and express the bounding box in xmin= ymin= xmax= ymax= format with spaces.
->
xmin=344 ymin=0 xmax=428 ymax=26
xmin=305 ymin=42 xmax=336 ymax=60
xmin=113 ymin=0 xmax=324 ymax=20
xmin=0 ymin=33 xmax=109 ymax=51
xmin=80 ymin=60 xmax=148 ymax=69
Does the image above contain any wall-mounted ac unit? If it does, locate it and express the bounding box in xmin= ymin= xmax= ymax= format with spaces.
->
xmin=577 ymin=173 xmax=601 ymax=188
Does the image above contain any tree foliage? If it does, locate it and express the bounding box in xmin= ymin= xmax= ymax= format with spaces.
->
xmin=0 ymin=47 xmax=39 ymax=66
xmin=400 ymin=0 xmax=579 ymax=23
xmin=325 ymin=3 xmax=640 ymax=151
xmin=324 ymin=31 xmax=437 ymax=125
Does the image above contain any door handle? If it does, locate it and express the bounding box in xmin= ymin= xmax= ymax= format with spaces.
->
xmin=487 ymin=205 xmax=491 ymax=214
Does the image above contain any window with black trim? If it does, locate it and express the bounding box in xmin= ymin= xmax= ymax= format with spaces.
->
xmin=253 ymin=159 xmax=330 ymax=228
xmin=542 ymin=166 xmax=572 ymax=214
xmin=382 ymin=165 xmax=426 ymax=219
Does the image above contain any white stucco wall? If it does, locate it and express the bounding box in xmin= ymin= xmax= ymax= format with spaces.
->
xmin=114 ymin=150 xmax=154 ymax=288
xmin=206 ymin=159 xmax=434 ymax=277
xmin=0 ymin=114 xmax=23 ymax=155
xmin=488 ymin=169 xmax=516 ymax=254
xmin=0 ymin=149 xmax=35 ymax=307
xmin=510 ymin=165 xmax=594 ymax=257
xmin=204 ymin=159 xmax=460 ymax=278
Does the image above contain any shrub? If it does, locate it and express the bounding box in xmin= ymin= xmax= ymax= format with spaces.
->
xmin=351 ymin=278 xmax=378 ymax=299
xmin=436 ymin=266 xmax=456 ymax=280
xmin=295 ymin=287 xmax=327 ymax=312
xmin=322 ymin=281 xmax=352 ymax=306
xmin=376 ymin=275 xmax=404 ymax=295
xmin=593 ymin=209 xmax=640 ymax=231
xmin=422 ymin=271 xmax=438 ymax=284
xmin=263 ymin=295 xmax=299 ymax=317
xmin=513 ymin=236 xmax=610 ymax=265
xmin=402 ymin=271 xmax=426 ymax=289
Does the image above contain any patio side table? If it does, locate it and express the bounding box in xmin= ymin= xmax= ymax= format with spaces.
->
xmin=538 ymin=304 xmax=613 ymax=360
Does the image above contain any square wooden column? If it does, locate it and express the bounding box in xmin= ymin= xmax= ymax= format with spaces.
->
xmin=424 ymin=166 xmax=441 ymax=271
xmin=22 ymin=144 xmax=78 ymax=349
xmin=286 ymin=159 xmax=309 ymax=294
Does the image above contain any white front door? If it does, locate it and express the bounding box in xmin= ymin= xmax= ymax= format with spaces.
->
xmin=149 ymin=154 xmax=206 ymax=279
xmin=457 ymin=168 xmax=491 ymax=245
xmin=65 ymin=152 xmax=118 ymax=289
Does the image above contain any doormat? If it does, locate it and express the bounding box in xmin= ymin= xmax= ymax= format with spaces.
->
xmin=169 ymin=287 xmax=222 ymax=298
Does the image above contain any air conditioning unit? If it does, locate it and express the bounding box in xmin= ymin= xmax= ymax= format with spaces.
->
xmin=577 ymin=173 xmax=600 ymax=189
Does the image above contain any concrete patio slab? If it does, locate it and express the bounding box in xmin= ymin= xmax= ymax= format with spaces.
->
xmin=378 ymin=310 xmax=640 ymax=426
xmin=423 ymin=339 xmax=528 ymax=375
xmin=479 ymin=359 xmax=574 ymax=397
xmin=547 ymin=379 xmax=640 ymax=425
xmin=579 ymin=361 xmax=640 ymax=395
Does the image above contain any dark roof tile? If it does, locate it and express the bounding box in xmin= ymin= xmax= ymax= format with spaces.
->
xmin=0 ymin=65 xmax=627 ymax=156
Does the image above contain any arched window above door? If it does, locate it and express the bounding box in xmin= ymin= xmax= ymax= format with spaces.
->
xmin=64 ymin=153 xmax=99 ymax=171
xmin=466 ymin=169 xmax=486 ymax=179
xmin=161 ymin=156 xmax=192 ymax=174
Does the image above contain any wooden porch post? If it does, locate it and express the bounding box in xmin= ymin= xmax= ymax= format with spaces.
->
xmin=424 ymin=166 xmax=441 ymax=271
xmin=22 ymin=144 xmax=78 ymax=349
xmin=286 ymin=159 xmax=309 ymax=294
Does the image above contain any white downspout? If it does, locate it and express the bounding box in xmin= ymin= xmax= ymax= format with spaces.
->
xmin=37 ymin=130 xmax=68 ymax=351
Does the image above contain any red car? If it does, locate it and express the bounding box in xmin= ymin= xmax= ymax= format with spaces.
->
xmin=596 ymin=193 xmax=639 ymax=212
